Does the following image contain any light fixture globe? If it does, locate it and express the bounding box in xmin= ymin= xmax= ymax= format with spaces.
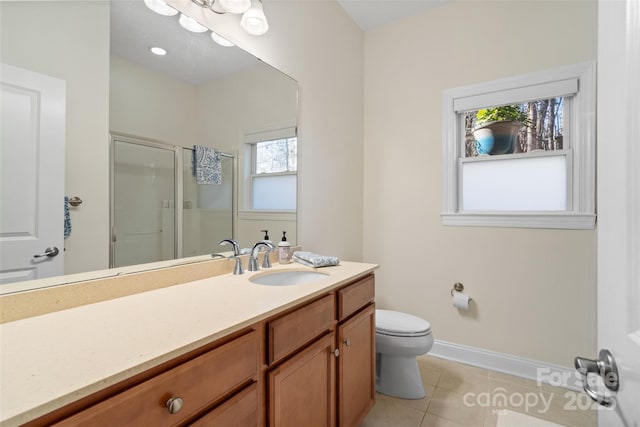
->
xmin=241 ymin=1 xmax=268 ymax=35
xmin=219 ymin=0 xmax=251 ymax=14
xmin=144 ymin=0 xmax=178 ymax=16
xmin=178 ymin=13 xmax=208 ymax=33
xmin=211 ymin=32 xmax=235 ymax=47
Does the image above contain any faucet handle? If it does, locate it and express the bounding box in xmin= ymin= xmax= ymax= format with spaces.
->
xmin=230 ymin=255 xmax=245 ymax=275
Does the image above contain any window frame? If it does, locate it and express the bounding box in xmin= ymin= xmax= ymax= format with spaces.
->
xmin=441 ymin=62 xmax=596 ymax=229
xmin=242 ymin=126 xmax=297 ymax=213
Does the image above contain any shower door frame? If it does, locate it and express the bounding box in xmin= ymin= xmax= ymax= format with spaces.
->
xmin=109 ymin=133 xmax=181 ymax=268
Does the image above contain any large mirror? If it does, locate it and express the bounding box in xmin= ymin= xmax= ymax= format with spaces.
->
xmin=0 ymin=0 xmax=298 ymax=293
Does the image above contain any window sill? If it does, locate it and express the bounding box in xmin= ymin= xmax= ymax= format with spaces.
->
xmin=238 ymin=211 xmax=296 ymax=221
xmin=441 ymin=212 xmax=596 ymax=229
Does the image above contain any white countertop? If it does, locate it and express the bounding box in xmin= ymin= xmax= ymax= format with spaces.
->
xmin=0 ymin=261 xmax=378 ymax=426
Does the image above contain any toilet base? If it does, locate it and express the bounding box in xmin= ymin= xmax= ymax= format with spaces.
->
xmin=375 ymin=353 xmax=425 ymax=399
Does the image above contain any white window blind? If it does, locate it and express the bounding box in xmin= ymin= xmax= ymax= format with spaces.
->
xmin=244 ymin=126 xmax=296 ymax=144
xmin=453 ymin=78 xmax=578 ymax=112
xmin=461 ymin=153 xmax=568 ymax=211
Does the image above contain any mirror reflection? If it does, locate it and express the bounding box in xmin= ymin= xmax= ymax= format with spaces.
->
xmin=0 ymin=0 xmax=298 ymax=293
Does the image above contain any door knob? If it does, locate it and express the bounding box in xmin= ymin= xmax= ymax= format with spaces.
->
xmin=33 ymin=247 xmax=59 ymax=258
xmin=574 ymin=349 xmax=619 ymax=407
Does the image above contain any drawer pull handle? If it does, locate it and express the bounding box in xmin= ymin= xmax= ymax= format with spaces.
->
xmin=166 ymin=396 xmax=184 ymax=414
xmin=333 ymin=348 xmax=340 ymax=358
xmin=343 ymin=338 xmax=351 ymax=347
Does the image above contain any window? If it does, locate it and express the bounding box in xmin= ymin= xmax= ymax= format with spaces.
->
xmin=463 ymin=98 xmax=565 ymax=158
xmin=244 ymin=127 xmax=297 ymax=211
xmin=442 ymin=62 xmax=596 ymax=229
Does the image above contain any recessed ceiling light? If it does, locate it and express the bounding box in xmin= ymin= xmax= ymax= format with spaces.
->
xmin=150 ymin=46 xmax=168 ymax=56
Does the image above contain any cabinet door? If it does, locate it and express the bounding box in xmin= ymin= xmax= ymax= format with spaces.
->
xmin=268 ymin=333 xmax=336 ymax=427
xmin=337 ymin=304 xmax=375 ymax=427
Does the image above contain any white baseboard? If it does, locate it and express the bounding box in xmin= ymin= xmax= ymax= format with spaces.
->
xmin=430 ymin=340 xmax=583 ymax=392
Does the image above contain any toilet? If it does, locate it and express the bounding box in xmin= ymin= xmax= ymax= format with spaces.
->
xmin=375 ymin=309 xmax=434 ymax=399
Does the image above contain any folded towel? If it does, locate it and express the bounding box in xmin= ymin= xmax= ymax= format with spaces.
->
xmin=64 ymin=196 xmax=71 ymax=239
xmin=193 ymin=145 xmax=222 ymax=184
xmin=292 ymin=251 xmax=340 ymax=268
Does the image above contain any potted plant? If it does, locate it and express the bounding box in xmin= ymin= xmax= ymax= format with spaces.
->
xmin=472 ymin=105 xmax=529 ymax=155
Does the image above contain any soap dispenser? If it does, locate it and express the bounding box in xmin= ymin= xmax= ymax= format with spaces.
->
xmin=278 ymin=231 xmax=292 ymax=264
xmin=261 ymin=230 xmax=271 ymax=244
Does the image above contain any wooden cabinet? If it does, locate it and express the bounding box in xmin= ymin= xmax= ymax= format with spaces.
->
xmin=268 ymin=334 xmax=337 ymax=427
xmin=30 ymin=273 xmax=376 ymax=427
xmin=190 ymin=382 xmax=258 ymax=427
xmin=337 ymin=304 xmax=375 ymax=427
xmin=268 ymin=294 xmax=335 ymax=365
xmin=266 ymin=273 xmax=375 ymax=427
xmin=51 ymin=331 xmax=259 ymax=427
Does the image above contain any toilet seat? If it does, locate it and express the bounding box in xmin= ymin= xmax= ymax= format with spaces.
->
xmin=376 ymin=309 xmax=431 ymax=337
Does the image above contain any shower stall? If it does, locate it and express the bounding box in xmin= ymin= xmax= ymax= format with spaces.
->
xmin=110 ymin=134 xmax=234 ymax=268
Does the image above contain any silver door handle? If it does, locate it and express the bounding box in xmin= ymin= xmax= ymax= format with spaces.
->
xmin=574 ymin=349 xmax=619 ymax=407
xmin=33 ymin=247 xmax=59 ymax=258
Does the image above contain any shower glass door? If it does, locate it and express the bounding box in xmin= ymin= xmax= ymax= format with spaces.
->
xmin=111 ymin=138 xmax=176 ymax=268
xmin=182 ymin=148 xmax=234 ymax=257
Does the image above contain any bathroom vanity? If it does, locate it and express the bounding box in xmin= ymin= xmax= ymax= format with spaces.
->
xmin=0 ymin=261 xmax=377 ymax=427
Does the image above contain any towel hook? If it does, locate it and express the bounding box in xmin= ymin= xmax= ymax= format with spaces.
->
xmin=69 ymin=196 xmax=83 ymax=207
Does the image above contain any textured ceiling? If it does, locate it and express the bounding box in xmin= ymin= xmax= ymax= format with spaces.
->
xmin=337 ymin=0 xmax=451 ymax=31
xmin=110 ymin=1 xmax=259 ymax=85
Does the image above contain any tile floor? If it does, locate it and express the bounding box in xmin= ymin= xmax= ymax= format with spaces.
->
xmin=362 ymin=355 xmax=598 ymax=427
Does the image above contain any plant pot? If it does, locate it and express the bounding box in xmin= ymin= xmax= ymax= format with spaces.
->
xmin=472 ymin=120 xmax=522 ymax=155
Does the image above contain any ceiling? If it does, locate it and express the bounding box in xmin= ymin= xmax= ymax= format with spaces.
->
xmin=110 ymin=1 xmax=259 ymax=85
xmin=336 ymin=0 xmax=450 ymax=31
xmin=110 ymin=0 xmax=449 ymax=85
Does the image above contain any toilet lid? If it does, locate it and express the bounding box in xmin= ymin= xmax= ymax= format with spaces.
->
xmin=375 ymin=309 xmax=431 ymax=337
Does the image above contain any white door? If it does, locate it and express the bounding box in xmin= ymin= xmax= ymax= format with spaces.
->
xmin=576 ymin=1 xmax=640 ymax=425
xmin=0 ymin=63 xmax=65 ymax=284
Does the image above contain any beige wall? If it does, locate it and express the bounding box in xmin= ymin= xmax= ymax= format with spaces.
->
xmin=110 ymin=55 xmax=199 ymax=146
xmin=0 ymin=2 xmax=110 ymax=275
xmin=363 ymin=1 xmax=597 ymax=367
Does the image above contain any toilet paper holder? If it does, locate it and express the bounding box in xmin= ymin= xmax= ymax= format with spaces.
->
xmin=450 ymin=282 xmax=472 ymax=301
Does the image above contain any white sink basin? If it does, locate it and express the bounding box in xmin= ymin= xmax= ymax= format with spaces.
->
xmin=250 ymin=270 xmax=329 ymax=286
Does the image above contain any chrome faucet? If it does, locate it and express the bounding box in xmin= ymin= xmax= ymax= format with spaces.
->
xmin=248 ymin=241 xmax=275 ymax=271
xmin=218 ymin=239 xmax=244 ymax=275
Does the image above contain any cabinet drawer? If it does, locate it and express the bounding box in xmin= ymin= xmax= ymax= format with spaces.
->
xmin=190 ymin=382 xmax=258 ymax=427
xmin=268 ymin=294 xmax=335 ymax=364
xmin=54 ymin=331 xmax=257 ymax=426
xmin=338 ymin=274 xmax=375 ymax=321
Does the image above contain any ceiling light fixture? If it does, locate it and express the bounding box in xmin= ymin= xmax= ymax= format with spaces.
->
xmin=144 ymin=0 xmax=178 ymax=16
xmin=145 ymin=0 xmax=269 ymax=50
xmin=240 ymin=0 xmax=268 ymax=36
xmin=210 ymin=32 xmax=235 ymax=47
xmin=219 ymin=0 xmax=251 ymax=15
xmin=189 ymin=0 xmax=269 ymax=35
xmin=178 ymin=13 xmax=209 ymax=33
